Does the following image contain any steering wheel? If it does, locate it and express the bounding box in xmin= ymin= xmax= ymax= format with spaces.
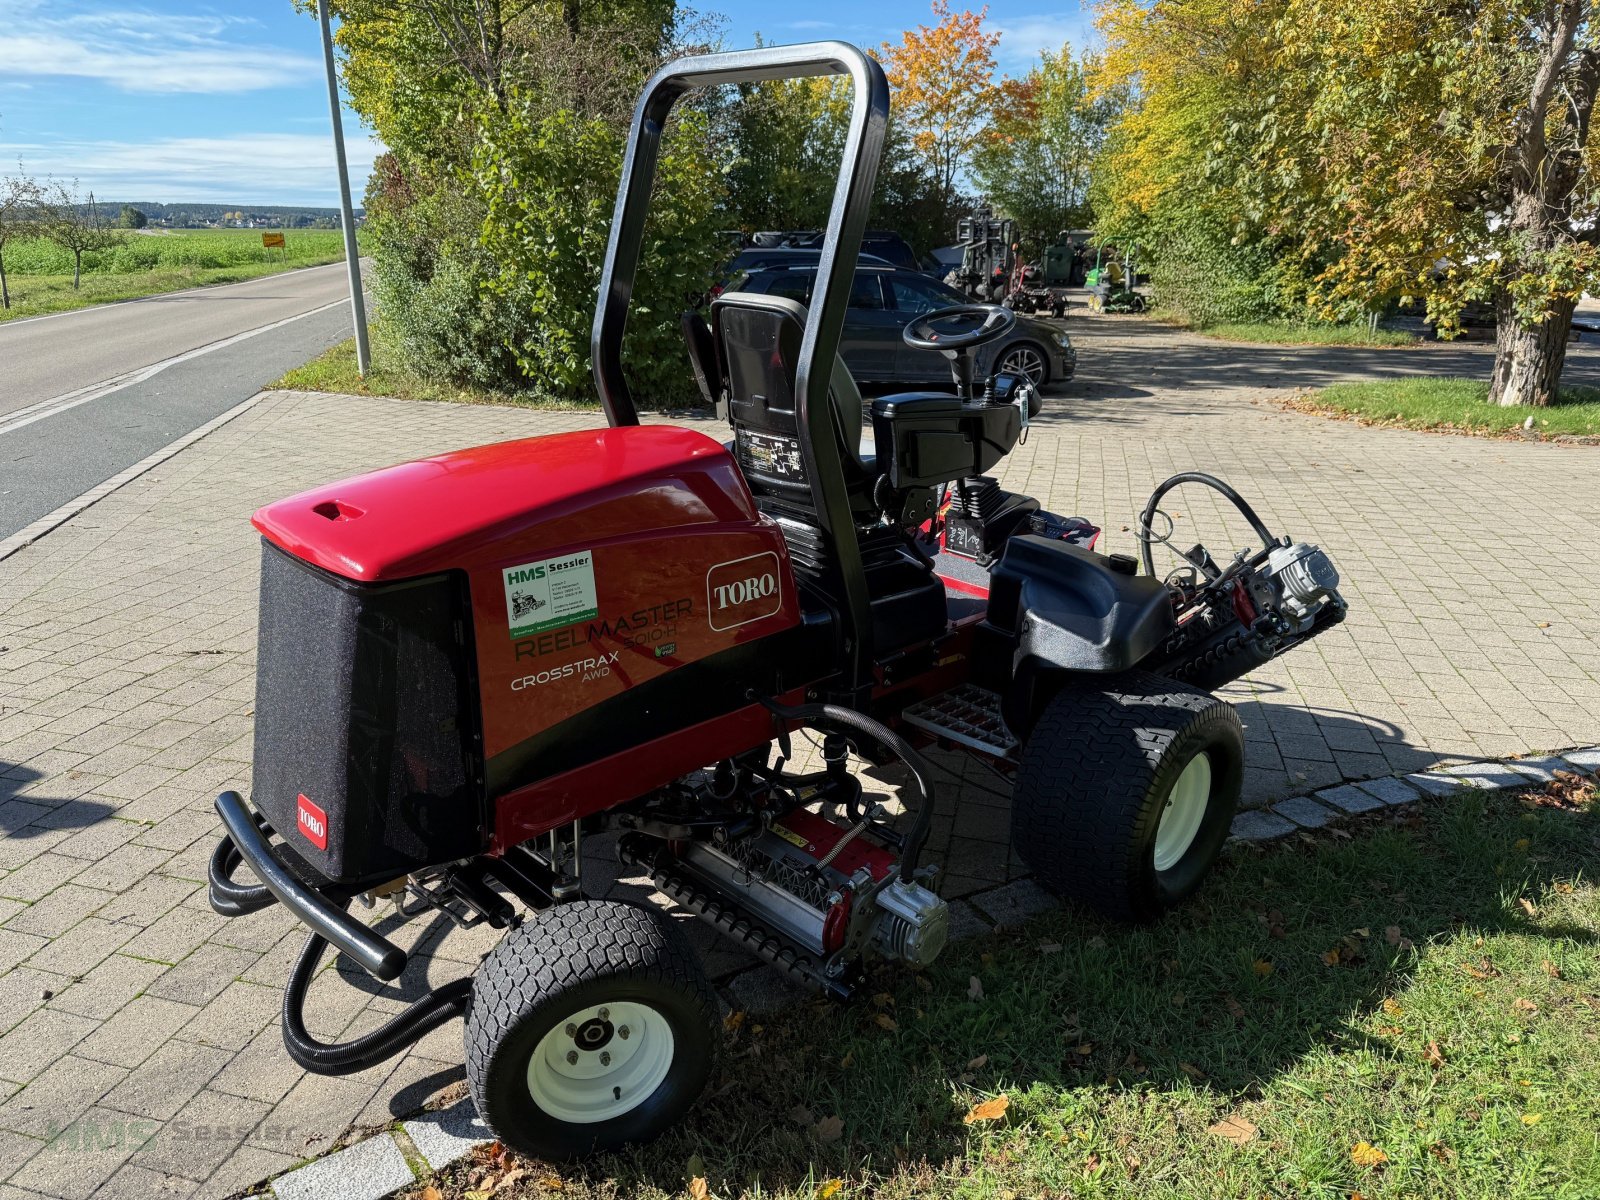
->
xmin=902 ymin=303 xmax=1017 ymax=400
xmin=902 ymin=304 xmax=1016 ymax=353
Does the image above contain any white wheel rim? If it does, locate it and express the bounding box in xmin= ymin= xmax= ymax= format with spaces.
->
xmin=1002 ymin=347 xmax=1045 ymax=383
xmin=1153 ymin=752 xmax=1212 ymax=872
xmin=526 ymin=1001 xmax=674 ymax=1124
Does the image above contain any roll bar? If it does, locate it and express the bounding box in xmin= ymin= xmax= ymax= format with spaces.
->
xmin=592 ymin=42 xmax=890 ymax=689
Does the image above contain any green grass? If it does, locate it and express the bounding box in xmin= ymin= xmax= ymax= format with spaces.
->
xmin=1306 ymin=377 xmax=1600 ymax=438
xmin=0 ymin=228 xmax=354 ymax=322
xmin=270 ymin=335 xmax=566 ymax=409
xmin=1198 ymin=320 xmax=1420 ymax=347
xmin=400 ymin=778 xmax=1600 ymax=1200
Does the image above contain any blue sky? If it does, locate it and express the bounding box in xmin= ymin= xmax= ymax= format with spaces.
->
xmin=0 ymin=0 xmax=1095 ymax=207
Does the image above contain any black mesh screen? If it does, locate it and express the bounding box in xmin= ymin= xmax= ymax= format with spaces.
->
xmin=251 ymin=542 xmax=486 ymax=885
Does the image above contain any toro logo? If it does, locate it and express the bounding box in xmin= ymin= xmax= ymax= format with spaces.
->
xmin=296 ymin=793 xmax=328 ymax=851
xmin=707 ymin=552 xmax=782 ymax=631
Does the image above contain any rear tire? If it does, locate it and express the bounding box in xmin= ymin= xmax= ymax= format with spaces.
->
xmin=1010 ymin=671 xmax=1243 ymax=922
xmin=465 ymin=900 xmax=717 ymax=1160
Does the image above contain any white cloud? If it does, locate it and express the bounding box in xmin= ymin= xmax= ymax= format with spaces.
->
xmin=0 ymin=132 xmax=387 ymax=205
xmin=991 ymin=10 xmax=1099 ymax=72
xmin=0 ymin=4 xmax=320 ymax=93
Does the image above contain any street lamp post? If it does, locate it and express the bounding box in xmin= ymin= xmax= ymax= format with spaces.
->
xmin=317 ymin=0 xmax=371 ymax=376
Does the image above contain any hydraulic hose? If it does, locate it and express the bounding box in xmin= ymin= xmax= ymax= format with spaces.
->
xmin=752 ymin=694 xmax=937 ymax=884
xmin=1138 ymin=471 xmax=1279 ymax=579
xmin=281 ymin=929 xmax=472 ymax=1076
xmin=207 ymin=835 xmax=277 ymax=917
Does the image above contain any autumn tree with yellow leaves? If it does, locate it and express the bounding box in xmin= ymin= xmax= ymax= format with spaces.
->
xmin=1096 ymin=0 xmax=1600 ymax=405
xmin=879 ymin=2 xmax=1027 ymax=221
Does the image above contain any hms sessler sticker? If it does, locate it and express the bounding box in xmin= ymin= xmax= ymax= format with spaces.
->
xmin=504 ymin=549 xmax=598 ymax=639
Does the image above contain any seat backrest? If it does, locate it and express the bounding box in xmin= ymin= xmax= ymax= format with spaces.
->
xmin=708 ymin=292 xmax=876 ymax=519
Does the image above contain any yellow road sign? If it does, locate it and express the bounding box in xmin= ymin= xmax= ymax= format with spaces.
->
xmin=262 ymin=232 xmax=286 ymax=249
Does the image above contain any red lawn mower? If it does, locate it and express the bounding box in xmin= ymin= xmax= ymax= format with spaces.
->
xmin=207 ymin=43 xmax=1346 ymax=1161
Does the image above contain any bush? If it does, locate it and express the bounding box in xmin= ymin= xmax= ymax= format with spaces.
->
xmin=472 ymin=100 xmax=725 ymax=407
xmin=1142 ymin=217 xmax=1302 ymax=327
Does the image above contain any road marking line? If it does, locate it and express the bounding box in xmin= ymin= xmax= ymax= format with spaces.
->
xmin=0 ymin=260 xmax=351 ymax=330
xmin=0 ymin=298 xmax=346 ymax=437
xmin=0 ymin=390 xmax=273 ymax=562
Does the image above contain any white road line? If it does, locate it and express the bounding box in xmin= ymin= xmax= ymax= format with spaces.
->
xmin=0 ymin=298 xmax=346 ymax=437
xmin=0 ymin=260 xmax=350 ymax=330
xmin=0 ymin=390 xmax=273 ymax=562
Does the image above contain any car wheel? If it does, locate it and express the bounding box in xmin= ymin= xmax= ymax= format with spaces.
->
xmin=998 ymin=343 xmax=1049 ymax=388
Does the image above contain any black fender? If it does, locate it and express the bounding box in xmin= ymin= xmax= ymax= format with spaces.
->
xmin=977 ymin=536 xmax=1176 ymax=739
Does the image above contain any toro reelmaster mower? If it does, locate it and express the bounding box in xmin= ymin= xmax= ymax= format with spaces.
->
xmin=207 ymin=42 xmax=1347 ymax=1161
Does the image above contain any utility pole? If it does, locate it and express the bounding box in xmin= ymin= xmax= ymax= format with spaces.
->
xmin=318 ymin=0 xmax=371 ymax=376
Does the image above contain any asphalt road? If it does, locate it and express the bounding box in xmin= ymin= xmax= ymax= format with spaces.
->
xmin=0 ymin=263 xmax=359 ymax=539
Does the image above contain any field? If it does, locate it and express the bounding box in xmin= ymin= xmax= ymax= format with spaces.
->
xmin=0 ymin=228 xmax=355 ymax=321
xmin=1295 ymin=377 xmax=1600 ymax=438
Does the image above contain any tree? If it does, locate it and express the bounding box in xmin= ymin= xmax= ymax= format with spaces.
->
xmin=0 ymin=170 xmax=44 ymax=310
xmin=1097 ymin=0 xmax=1600 ymax=405
xmin=879 ymin=2 xmax=1024 ymax=224
xmin=972 ymin=42 xmax=1124 ymax=249
xmin=42 ymin=184 xmax=121 ymax=289
xmin=118 ymin=205 xmax=147 ymax=229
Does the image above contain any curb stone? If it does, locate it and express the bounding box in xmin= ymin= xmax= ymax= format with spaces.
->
xmin=235 ymin=744 xmax=1599 ymax=1199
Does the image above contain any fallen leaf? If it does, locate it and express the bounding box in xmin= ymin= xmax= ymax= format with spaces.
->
xmin=840 ymin=1052 xmax=854 ymax=1069
xmin=500 ymin=1171 xmax=526 ymax=1191
xmin=871 ymin=991 xmax=895 ymax=1008
xmin=723 ymin=1010 xmax=746 ymax=1032
xmin=1178 ymin=1061 xmax=1208 ymax=1080
xmin=1084 ymin=1151 xmax=1102 ymax=1173
xmin=1207 ymin=1115 xmax=1258 ymax=1145
xmin=963 ymin=1094 xmax=1010 ymax=1124
xmin=1423 ymin=1041 xmax=1445 ymax=1069
xmin=1225 ymin=995 xmax=1246 ymax=1020
xmin=787 ymin=1105 xmax=815 ymax=1126
xmin=1382 ymin=998 xmax=1404 ymax=1017
xmin=423 ymin=1188 xmax=443 ymax=1200
xmin=688 ymin=1177 xmax=710 ymax=1200
xmin=1073 ymin=1042 xmax=1095 ymax=1055
xmin=1522 ymin=1113 xmax=1543 ymax=1125
xmin=817 ymin=1182 xmax=843 ymax=1200
xmin=967 ymin=1054 xmax=989 ymax=1071
xmin=1322 ymin=947 xmax=1342 ymax=967
xmin=537 ymin=1179 xmax=561 ymax=1192
xmin=1542 ymin=959 xmax=1562 ymax=979
xmin=968 ymin=976 xmax=985 ymax=1002
xmin=873 ymin=1012 xmax=899 ymax=1032
xmin=815 ymin=1115 xmax=845 ymax=1143
xmin=1385 ymin=926 xmax=1402 ymax=945
xmin=465 ymin=1191 xmax=491 ymax=1200
xmin=1519 ymin=898 xmax=1537 ymax=917
xmin=1252 ymin=959 xmax=1275 ymax=978
xmin=1513 ymin=997 xmax=1538 ymax=1013
xmin=1350 ymin=1141 xmax=1389 ymax=1167
xmin=1037 ymin=941 xmax=1063 ymax=954
xmin=1514 ymin=838 xmax=1531 ymax=851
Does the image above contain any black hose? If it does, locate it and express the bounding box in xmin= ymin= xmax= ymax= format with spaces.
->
xmin=207 ymin=835 xmax=277 ymax=917
xmin=1138 ymin=471 xmax=1279 ymax=579
xmin=281 ymin=929 xmax=472 ymax=1076
xmin=751 ymin=694 xmax=936 ymax=884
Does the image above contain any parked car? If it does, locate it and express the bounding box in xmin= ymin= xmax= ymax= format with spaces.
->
xmin=748 ymin=228 xmax=920 ymax=271
xmin=728 ymin=264 xmax=1076 ymax=391
xmin=727 ymin=247 xmax=893 ymax=276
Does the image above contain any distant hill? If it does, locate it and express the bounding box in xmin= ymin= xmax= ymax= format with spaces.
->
xmin=71 ymin=201 xmax=363 ymax=229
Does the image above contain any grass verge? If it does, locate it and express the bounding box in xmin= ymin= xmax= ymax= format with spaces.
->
xmin=1295 ymin=377 xmax=1600 ymax=439
xmin=1196 ymin=320 xmax=1420 ymax=348
xmin=0 ymin=258 xmax=346 ymax=322
xmin=270 ymin=336 xmax=568 ymax=409
xmin=400 ymin=776 xmax=1600 ymax=1200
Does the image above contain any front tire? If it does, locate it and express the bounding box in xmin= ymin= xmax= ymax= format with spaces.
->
xmin=465 ymin=900 xmax=717 ymax=1160
xmin=1010 ymin=672 xmax=1243 ymax=922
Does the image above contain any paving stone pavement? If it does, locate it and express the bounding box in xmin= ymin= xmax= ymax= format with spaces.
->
xmin=2 ymin=316 xmax=1599 ymax=1198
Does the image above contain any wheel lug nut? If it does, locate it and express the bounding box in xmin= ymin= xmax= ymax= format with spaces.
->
xmin=600 ymin=1051 xmax=611 ymax=1066
xmin=619 ymin=1026 xmax=630 ymax=1039
xmin=598 ymin=1008 xmax=609 ymax=1020
xmin=566 ymin=1050 xmax=578 ymax=1065
xmin=565 ymin=1023 xmax=577 ymax=1037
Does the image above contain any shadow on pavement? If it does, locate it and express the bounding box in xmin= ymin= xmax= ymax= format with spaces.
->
xmin=0 ymin=764 xmax=116 ymax=834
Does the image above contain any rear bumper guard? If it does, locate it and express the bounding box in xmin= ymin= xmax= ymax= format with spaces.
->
xmin=208 ymin=790 xmax=408 ymax=982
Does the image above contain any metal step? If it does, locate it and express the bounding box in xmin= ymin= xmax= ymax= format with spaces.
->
xmin=900 ymin=684 xmax=1017 ymax=758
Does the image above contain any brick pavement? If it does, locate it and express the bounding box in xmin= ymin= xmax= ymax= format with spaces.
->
xmin=2 ymin=317 xmax=1598 ymax=1197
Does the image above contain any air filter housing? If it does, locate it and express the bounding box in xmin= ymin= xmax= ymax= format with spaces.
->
xmin=250 ymin=542 xmax=487 ymax=885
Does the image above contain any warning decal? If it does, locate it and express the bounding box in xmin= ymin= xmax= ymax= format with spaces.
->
xmin=503 ymin=549 xmax=598 ymax=640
